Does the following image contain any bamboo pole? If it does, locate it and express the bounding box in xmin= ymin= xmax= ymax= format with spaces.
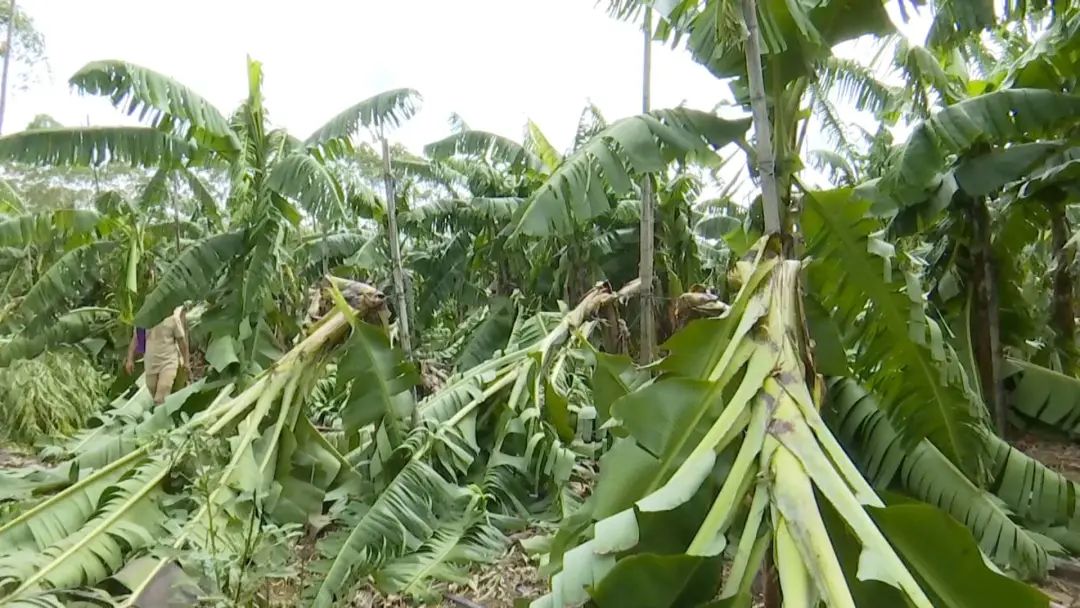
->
xmin=0 ymin=0 xmax=15 ymax=135
xmin=638 ymin=6 xmax=657 ymax=363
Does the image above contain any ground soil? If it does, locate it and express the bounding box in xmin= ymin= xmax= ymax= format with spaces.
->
xmin=349 ymin=538 xmax=545 ymax=608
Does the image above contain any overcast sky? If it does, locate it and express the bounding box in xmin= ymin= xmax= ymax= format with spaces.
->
xmin=8 ymin=1 xmax=933 ymax=156
xmin=6 ymin=1 xmax=746 ymax=153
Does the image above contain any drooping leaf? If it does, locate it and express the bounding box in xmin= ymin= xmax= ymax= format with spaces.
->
xmin=307 ymin=460 xmax=466 ymax=608
xmin=133 ymin=231 xmax=245 ymax=327
xmin=298 ymin=232 xmax=373 ymax=279
xmin=514 ymin=109 xmax=749 ymax=236
xmin=871 ymin=503 xmax=1050 ymax=608
xmin=0 ymin=209 xmax=100 ymax=249
xmin=69 ymin=59 xmax=238 ymax=154
xmin=0 ymin=178 xmax=26 ymax=214
xmin=0 ymin=127 xmax=194 ymax=167
xmin=337 ymin=322 xmax=420 ymax=434
xmin=15 ymin=242 xmax=118 ymax=324
xmin=0 ymin=458 xmax=170 ymax=598
xmin=373 ymin=516 xmax=506 ymax=599
xmin=0 ymin=308 xmax=116 ymax=367
xmin=267 ymin=153 xmax=347 ymax=224
xmin=304 ymin=88 xmax=421 ymax=158
xmin=803 ymin=189 xmax=986 ymax=478
xmin=882 ymin=90 xmax=1080 ymax=206
xmin=425 ymin=129 xmax=540 ymax=170
xmin=591 ymin=352 xmax=651 ymax=424
xmin=827 ymin=378 xmax=1053 ymax=579
xmin=456 ymin=297 xmax=516 ymax=372
xmin=1003 ymin=358 xmax=1080 ymax=435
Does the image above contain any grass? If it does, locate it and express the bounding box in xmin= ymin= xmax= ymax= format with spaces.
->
xmin=0 ymin=350 xmax=108 ymax=444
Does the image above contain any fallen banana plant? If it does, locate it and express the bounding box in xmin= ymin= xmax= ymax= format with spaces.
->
xmin=532 ymin=237 xmax=1047 ymax=607
xmin=306 ymin=280 xmax=642 ymax=607
xmin=0 ymin=282 xmax=387 ymax=605
xmin=0 ymin=278 xmax=645 ymax=607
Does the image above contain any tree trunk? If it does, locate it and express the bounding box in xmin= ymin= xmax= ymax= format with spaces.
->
xmin=0 ymin=0 xmax=16 ymax=135
xmin=380 ymin=136 xmax=413 ymax=358
xmin=1050 ymin=202 xmax=1076 ymax=360
xmin=739 ymin=0 xmax=782 ymax=236
xmin=969 ymin=196 xmax=1006 ymax=436
xmin=638 ymin=7 xmax=657 ymax=364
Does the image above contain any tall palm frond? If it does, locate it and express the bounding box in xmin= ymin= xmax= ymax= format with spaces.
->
xmin=0 ymin=127 xmax=193 ymax=168
xmin=513 ymin=109 xmax=749 ymax=237
xmin=425 ymin=130 xmax=541 ymax=171
xmin=304 ymin=88 xmax=422 ymax=159
xmin=69 ymin=60 xmax=239 ymax=155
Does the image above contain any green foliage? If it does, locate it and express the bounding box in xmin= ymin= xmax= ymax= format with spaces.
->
xmin=514 ymin=109 xmax=749 ymax=236
xmin=0 ymin=352 xmax=108 ymax=444
xmin=827 ymin=377 xmax=1055 ymax=579
xmin=0 ymin=308 xmax=115 ymax=367
xmin=307 ymin=460 xmax=468 ymax=608
xmin=0 ymin=127 xmax=194 ymax=168
xmin=337 ymin=322 xmax=420 ymax=434
xmin=69 ymin=60 xmax=239 ymax=155
xmin=1005 ymin=358 xmax=1080 ymax=435
xmin=133 ymin=231 xmax=245 ymax=327
xmin=880 ymin=90 xmax=1080 ymax=207
xmin=0 ymin=209 xmax=100 ymax=249
xmin=14 ymin=241 xmax=118 ymax=326
xmin=803 ymin=189 xmax=987 ymax=477
xmin=426 ymin=129 xmax=541 ymax=170
xmin=304 ymin=88 xmax=421 ymax=159
xmin=455 ymin=297 xmax=516 ymax=372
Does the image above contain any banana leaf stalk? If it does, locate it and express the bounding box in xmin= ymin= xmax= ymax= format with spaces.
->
xmin=533 ymin=240 xmax=938 ymax=607
xmin=0 ymin=284 xmax=387 ymax=602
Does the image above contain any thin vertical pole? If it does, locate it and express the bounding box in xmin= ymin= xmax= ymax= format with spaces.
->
xmin=0 ymin=0 xmax=16 ymax=135
xmin=638 ymin=6 xmax=657 ymax=363
xmin=740 ymin=0 xmax=782 ymax=235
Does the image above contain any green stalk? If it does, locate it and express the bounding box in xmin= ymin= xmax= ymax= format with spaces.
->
xmin=0 ymin=444 xmax=149 ymax=545
xmin=686 ymin=398 xmax=770 ymax=553
xmin=4 ymin=459 xmax=171 ymax=599
xmin=771 ymin=441 xmax=854 ymax=608
xmin=774 ymin=516 xmax=815 ymax=608
xmin=721 ymin=484 xmax=770 ymax=596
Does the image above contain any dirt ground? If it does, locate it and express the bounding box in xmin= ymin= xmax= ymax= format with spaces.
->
xmin=349 ymin=540 xmax=545 ymax=608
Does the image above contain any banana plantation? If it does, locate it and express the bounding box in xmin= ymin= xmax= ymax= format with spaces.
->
xmin=4 ymin=0 xmax=1080 ymax=606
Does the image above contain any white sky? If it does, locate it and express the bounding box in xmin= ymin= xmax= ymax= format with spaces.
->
xmin=8 ymin=0 xmax=742 ymax=153
xmin=6 ymin=0 xmax=934 ymax=200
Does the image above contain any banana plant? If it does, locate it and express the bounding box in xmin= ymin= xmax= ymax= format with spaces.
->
xmin=0 ymin=281 xmax=387 ymax=605
xmin=307 ymin=280 xmax=643 ymax=606
xmin=532 ymin=235 xmax=1045 ymax=608
xmin=0 ymin=58 xmax=419 ymax=371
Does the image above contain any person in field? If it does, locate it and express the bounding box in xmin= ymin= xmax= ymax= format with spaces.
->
xmin=124 ymin=304 xmax=191 ymax=404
